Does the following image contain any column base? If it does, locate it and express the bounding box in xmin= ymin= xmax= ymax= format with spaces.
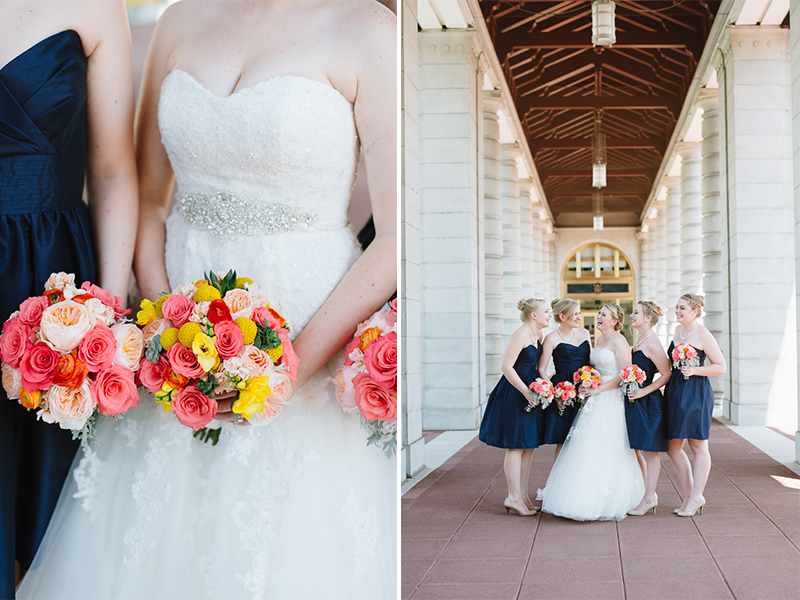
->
xmin=402 ymin=437 xmax=426 ymax=480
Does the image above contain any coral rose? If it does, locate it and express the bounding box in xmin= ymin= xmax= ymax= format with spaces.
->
xmin=39 ymin=300 xmax=93 ymax=352
xmin=52 ymin=350 xmax=89 ymax=390
xmin=80 ymin=282 xmax=129 ymax=317
xmin=2 ymin=363 xmax=22 ymax=400
xmin=353 ymin=373 xmax=397 ymax=423
xmin=207 ymin=299 xmax=233 ymax=324
xmin=41 ymin=381 xmax=95 ymax=430
xmin=275 ymin=328 xmax=300 ymax=381
xmin=0 ymin=318 xmax=31 ymax=368
xmin=171 ymin=385 xmax=217 ymax=430
xmin=137 ymin=356 xmax=170 ymax=394
xmin=213 ymin=321 xmax=244 ymax=360
xmin=167 ymin=342 xmax=205 ymax=379
xmin=19 ymin=341 xmax=60 ymax=391
xmin=363 ymin=332 xmax=397 ymax=388
xmin=91 ymin=365 xmax=140 ymax=416
xmin=78 ymin=324 xmax=117 ymax=372
xmin=161 ymin=294 xmax=195 ymax=329
xmin=18 ymin=296 xmax=50 ymax=328
xmin=111 ymin=323 xmax=145 ymax=370
xmin=223 ymin=289 xmax=254 ymax=320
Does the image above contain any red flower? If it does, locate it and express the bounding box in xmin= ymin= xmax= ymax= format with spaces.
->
xmin=207 ymin=299 xmax=232 ymax=324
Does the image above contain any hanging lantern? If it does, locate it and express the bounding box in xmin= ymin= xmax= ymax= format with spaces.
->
xmin=592 ymin=0 xmax=616 ymax=47
xmin=593 ymin=190 xmax=604 ymax=231
xmin=592 ymin=162 xmax=607 ymax=188
xmin=592 ymin=115 xmax=607 ymax=188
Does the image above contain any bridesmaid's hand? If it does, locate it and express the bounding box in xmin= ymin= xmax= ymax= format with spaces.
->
xmin=680 ymin=365 xmax=697 ymax=378
xmin=627 ymin=387 xmax=645 ymax=400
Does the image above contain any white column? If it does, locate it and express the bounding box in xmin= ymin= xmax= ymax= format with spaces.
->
xmin=547 ymin=228 xmax=558 ymax=300
xmin=719 ymin=26 xmax=797 ymax=427
xmin=483 ymin=92 xmax=504 ymax=396
xmin=678 ymin=141 xmax=704 ymax=301
xmin=654 ymin=198 xmax=668 ymax=341
xmin=698 ymin=89 xmax=725 ymax=405
xmin=532 ymin=204 xmax=545 ymax=297
xmin=400 ymin=0 xmax=423 ymax=478
xmin=418 ymin=30 xmax=484 ymax=429
xmin=637 ymin=232 xmax=648 ymax=301
xmin=790 ymin=0 xmax=800 ymax=463
xmin=664 ymin=175 xmax=682 ymax=340
xmin=519 ymin=179 xmax=535 ymax=298
xmin=501 ymin=143 xmax=522 ymax=339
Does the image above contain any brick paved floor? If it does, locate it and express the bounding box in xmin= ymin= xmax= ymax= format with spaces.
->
xmin=402 ymin=421 xmax=800 ymax=600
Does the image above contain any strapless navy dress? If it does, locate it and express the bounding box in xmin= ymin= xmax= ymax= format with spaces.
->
xmin=665 ymin=342 xmax=714 ymax=440
xmin=625 ymin=350 xmax=668 ymax=452
xmin=479 ymin=344 xmax=542 ymax=449
xmin=539 ymin=340 xmax=590 ymax=445
xmin=0 ymin=30 xmax=97 ymax=597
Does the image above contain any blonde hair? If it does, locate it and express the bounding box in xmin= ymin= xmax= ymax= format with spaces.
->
xmin=680 ymin=293 xmax=705 ymax=313
xmin=517 ymin=298 xmax=547 ymax=322
xmin=551 ymin=298 xmax=579 ymax=325
xmin=601 ymin=303 xmax=625 ymax=332
xmin=637 ymin=301 xmax=664 ymax=325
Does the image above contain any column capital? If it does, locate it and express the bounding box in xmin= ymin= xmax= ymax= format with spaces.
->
xmin=677 ymin=140 xmax=702 ymax=159
xmin=697 ymin=88 xmax=719 ymax=112
xmin=663 ymin=175 xmax=681 ymax=192
xmin=500 ymin=142 xmax=521 ymax=160
xmin=418 ymin=29 xmax=476 ymax=62
xmin=483 ymin=90 xmax=504 ymax=113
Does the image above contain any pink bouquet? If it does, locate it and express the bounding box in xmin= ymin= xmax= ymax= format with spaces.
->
xmin=136 ymin=270 xmax=298 ymax=445
xmin=334 ymin=299 xmax=397 ymax=457
xmin=619 ymin=364 xmax=647 ymax=401
xmin=1 ymin=272 xmax=139 ymax=443
xmin=553 ymin=381 xmax=577 ymax=416
xmin=671 ymin=343 xmax=700 ymax=380
xmin=525 ymin=378 xmax=554 ymax=412
xmin=573 ymin=365 xmax=601 ymax=401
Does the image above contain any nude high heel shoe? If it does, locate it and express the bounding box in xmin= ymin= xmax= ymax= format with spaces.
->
xmin=627 ymin=493 xmax=658 ymax=516
xmin=677 ymin=496 xmax=705 ymax=517
xmin=504 ymin=497 xmax=537 ymax=516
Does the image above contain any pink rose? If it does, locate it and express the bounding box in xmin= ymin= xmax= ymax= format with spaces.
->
xmin=213 ymin=321 xmax=244 ymax=359
xmin=80 ymin=282 xmax=129 ymax=317
xmin=0 ymin=318 xmax=32 ymax=368
xmin=39 ymin=300 xmax=93 ymax=352
xmin=363 ymin=331 xmax=397 ymax=388
xmin=91 ymin=365 xmax=140 ymax=416
xmin=161 ymin=295 xmax=194 ymax=329
xmin=110 ymin=323 xmax=145 ymax=370
xmin=223 ymin=289 xmax=254 ymax=320
xmin=353 ymin=373 xmax=397 ymax=422
xmin=167 ymin=343 xmax=205 ymax=379
xmin=41 ymin=381 xmax=95 ymax=430
xmin=78 ymin=324 xmax=117 ymax=373
xmin=275 ymin=328 xmax=300 ymax=381
xmin=19 ymin=341 xmax=60 ymax=391
xmin=18 ymin=296 xmax=50 ymax=328
xmin=137 ymin=356 xmax=170 ymax=394
xmin=171 ymin=385 xmax=217 ymax=430
xmin=142 ymin=317 xmax=172 ymax=343
xmin=2 ymin=363 xmax=22 ymax=400
xmin=248 ymin=371 xmax=291 ymax=426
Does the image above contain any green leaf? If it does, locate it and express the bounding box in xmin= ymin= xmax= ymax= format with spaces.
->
xmin=254 ymin=323 xmax=281 ymax=351
xmin=197 ymin=374 xmax=218 ymax=399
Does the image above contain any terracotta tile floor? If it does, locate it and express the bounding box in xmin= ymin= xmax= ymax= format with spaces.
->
xmin=402 ymin=421 xmax=800 ymax=600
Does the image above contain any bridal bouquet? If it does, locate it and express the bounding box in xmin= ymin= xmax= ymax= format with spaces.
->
xmin=573 ymin=366 xmax=601 ymax=401
xmin=553 ymin=381 xmax=577 ymax=416
xmin=525 ymin=378 xmax=553 ymax=412
xmin=1 ymin=272 xmax=140 ymax=443
xmin=334 ymin=299 xmax=397 ymax=458
xmin=135 ymin=270 xmax=298 ymax=445
xmin=671 ymin=343 xmax=700 ymax=380
xmin=620 ymin=364 xmax=646 ymax=401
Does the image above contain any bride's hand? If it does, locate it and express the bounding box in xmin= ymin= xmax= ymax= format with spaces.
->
xmin=213 ymin=389 xmax=248 ymax=425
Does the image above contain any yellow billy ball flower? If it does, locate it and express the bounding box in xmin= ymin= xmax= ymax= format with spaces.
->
xmin=178 ymin=322 xmax=203 ymax=348
xmin=154 ymin=294 xmax=171 ymax=317
xmin=232 ymin=376 xmax=271 ymax=420
xmin=193 ymin=285 xmax=222 ymax=302
xmin=160 ymin=327 xmax=180 ymax=351
xmin=192 ymin=332 xmax=218 ymax=372
xmin=235 ymin=318 xmax=257 ymax=345
xmin=136 ymin=299 xmax=158 ymax=326
xmin=235 ymin=277 xmax=254 ymax=289
xmin=265 ymin=344 xmax=283 ymax=362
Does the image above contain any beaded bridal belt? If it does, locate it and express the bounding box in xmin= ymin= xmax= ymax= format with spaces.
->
xmin=176 ymin=191 xmax=320 ymax=241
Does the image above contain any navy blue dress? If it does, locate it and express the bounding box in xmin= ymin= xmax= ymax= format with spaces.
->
xmin=479 ymin=344 xmax=542 ymax=449
xmin=539 ymin=340 xmax=591 ymax=445
xmin=625 ymin=350 xmax=668 ymax=452
xmin=0 ymin=30 xmax=97 ymax=597
xmin=665 ymin=342 xmax=714 ymax=440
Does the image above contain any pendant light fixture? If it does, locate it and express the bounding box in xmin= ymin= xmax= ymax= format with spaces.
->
xmin=593 ymin=190 xmax=604 ymax=231
xmin=592 ymin=113 xmax=607 ymax=188
xmin=591 ymin=0 xmax=616 ymax=47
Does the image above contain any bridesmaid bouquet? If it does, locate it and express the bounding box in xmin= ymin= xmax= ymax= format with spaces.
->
xmin=619 ymin=364 xmax=646 ymax=401
xmin=573 ymin=366 xmax=601 ymax=401
xmin=135 ymin=270 xmax=299 ymax=445
xmin=334 ymin=299 xmax=397 ymax=458
xmin=1 ymin=272 xmax=140 ymax=444
xmin=671 ymin=343 xmax=700 ymax=380
xmin=553 ymin=381 xmax=577 ymax=416
xmin=525 ymin=378 xmax=553 ymax=412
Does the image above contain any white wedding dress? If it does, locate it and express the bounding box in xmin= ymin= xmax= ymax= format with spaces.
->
xmin=18 ymin=70 xmax=397 ymax=600
xmin=537 ymin=347 xmax=644 ymax=521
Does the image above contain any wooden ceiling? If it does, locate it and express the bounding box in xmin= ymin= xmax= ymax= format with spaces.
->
xmin=479 ymin=0 xmax=722 ymax=227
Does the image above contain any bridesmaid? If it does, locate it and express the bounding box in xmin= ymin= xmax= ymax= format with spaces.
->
xmin=479 ymin=298 xmax=552 ymax=516
xmin=538 ymin=298 xmax=591 ymax=460
xmin=0 ymin=2 xmax=137 ymax=595
xmin=665 ymin=294 xmax=726 ymax=517
xmin=625 ymin=301 xmax=670 ymax=516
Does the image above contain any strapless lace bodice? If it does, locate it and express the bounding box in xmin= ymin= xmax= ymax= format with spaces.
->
xmin=590 ymin=347 xmax=621 ymax=381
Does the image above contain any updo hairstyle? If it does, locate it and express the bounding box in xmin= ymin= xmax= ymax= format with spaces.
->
xmin=551 ymin=298 xmax=579 ymax=325
xmin=602 ymin=303 xmax=625 ymax=332
xmin=680 ymin=293 xmax=705 ymax=314
xmin=637 ymin=301 xmax=663 ymax=325
xmin=517 ymin=298 xmax=547 ymax=322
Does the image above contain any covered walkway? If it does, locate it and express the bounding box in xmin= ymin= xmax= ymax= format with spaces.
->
xmin=402 ymin=421 xmax=800 ymax=600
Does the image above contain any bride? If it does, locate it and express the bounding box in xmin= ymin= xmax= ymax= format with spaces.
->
xmin=537 ymin=303 xmax=643 ymax=521
xmin=17 ymin=1 xmax=397 ymax=599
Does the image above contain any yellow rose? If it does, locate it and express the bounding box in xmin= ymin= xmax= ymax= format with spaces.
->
xmin=136 ymin=299 xmax=158 ymax=326
xmin=232 ymin=376 xmax=271 ymax=420
xmin=192 ymin=332 xmax=218 ymax=372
